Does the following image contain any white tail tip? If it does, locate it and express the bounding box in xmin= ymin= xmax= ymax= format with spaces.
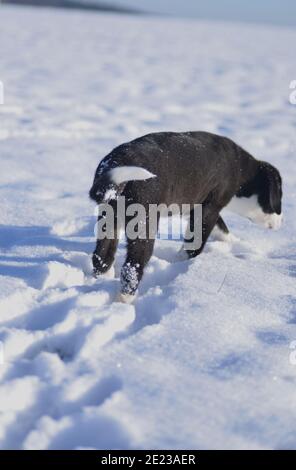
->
xmin=109 ymin=166 xmax=156 ymax=185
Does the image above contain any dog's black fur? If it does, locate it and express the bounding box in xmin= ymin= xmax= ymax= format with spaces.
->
xmin=90 ymin=131 xmax=282 ymax=301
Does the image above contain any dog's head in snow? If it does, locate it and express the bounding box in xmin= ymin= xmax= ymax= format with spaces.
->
xmin=227 ymin=161 xmax=283 ymax=230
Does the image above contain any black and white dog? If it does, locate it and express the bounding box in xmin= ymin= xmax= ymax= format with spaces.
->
xmin=90 ymin=131 xmax=282 ymax=302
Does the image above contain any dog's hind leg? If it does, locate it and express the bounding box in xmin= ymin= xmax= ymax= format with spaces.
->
xmin=118 ymin=209 xmax=159 ymax=302
xmin=119 ymin=238 xmax=155 ymax=303
xmin=92 ymin=237 xmax=118 ymax=277
xmin=92 ymin=205 xmax=119 ymax=277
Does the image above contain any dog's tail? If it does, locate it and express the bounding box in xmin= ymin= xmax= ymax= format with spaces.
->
xmin=89 ymin=165 xmax=156 ymax=203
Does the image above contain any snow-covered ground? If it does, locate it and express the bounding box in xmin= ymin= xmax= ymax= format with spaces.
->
xmin=0 ymin=5 xmax=296 ymax=450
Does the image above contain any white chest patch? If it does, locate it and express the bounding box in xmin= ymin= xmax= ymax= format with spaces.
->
xmin=225 ymin=195 xmax=260 ymax=218
xmin=225 ymin=195 xmax=282 ymax=230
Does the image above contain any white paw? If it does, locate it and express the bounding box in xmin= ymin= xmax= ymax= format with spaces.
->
xmin=226 ymin=233 xmax=240 ymax=243
xmin=101 ymin=265 xmax=115 ymax=279
xmin=116 ymin=292 xmax=137 ymax=304
xmin=211 ymin=227 xmax=240 ymax=243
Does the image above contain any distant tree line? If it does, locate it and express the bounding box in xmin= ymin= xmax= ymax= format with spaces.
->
xmin=2 ymin=0 xmax=142 ymax=15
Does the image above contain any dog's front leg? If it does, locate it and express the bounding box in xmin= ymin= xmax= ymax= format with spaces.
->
xmin=184 ymin=201 xmax=220 ymax=259
xmin=211 ymin=215 xmax=240 ymax=243
xmin=215 ymin=215 xmax=229 ymax=235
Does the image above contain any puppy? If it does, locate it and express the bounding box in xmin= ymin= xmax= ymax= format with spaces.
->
xmin=90 ymin=131 xmax=283 ymax=302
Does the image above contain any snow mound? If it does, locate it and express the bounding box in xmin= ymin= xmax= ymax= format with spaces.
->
xmin=42 ymin=262 xmax=85 ymax=289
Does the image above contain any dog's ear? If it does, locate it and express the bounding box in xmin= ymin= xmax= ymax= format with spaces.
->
xmin=261 ymin=162 xmax=282 ymax=214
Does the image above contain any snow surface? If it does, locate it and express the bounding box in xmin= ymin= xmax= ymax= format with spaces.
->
xmin=0 ymin=5 xmax=296 ymax=450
